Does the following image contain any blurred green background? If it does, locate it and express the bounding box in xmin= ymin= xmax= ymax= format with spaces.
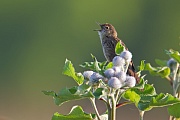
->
xmin=0 ymin=0 xmax=180 ymax=120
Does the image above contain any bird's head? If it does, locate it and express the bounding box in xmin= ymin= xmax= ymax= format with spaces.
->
xmin=94 ymin=23 xmax=118 ymax=38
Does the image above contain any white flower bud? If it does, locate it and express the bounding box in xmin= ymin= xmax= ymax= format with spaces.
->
xmin=167 ymin=58 xmax=179 ymax=72
xmin=89 ymin=72 xmax=104 ymax=84
xmin=108 ymin=77 xmax=122 ymax=89
xmin=125 ymin=76 xmax=136 ymax=87
xmin=120 ymin=50 xmax=132 ymax=62
xmin=112 ymin=56 xmax=125 ymax=67
xmin=113 ymin=66 xmax=121 ymax=73
xmin=83 ymin=71 xmax=94 ymax=79
xmin=104 ymin=68 xmax=115 ymax=78
xmin=115 ymin=71 xmax=126 ymax=83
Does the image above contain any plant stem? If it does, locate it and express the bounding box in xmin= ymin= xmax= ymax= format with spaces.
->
xmin=107 ymin=96 xmax=112 ymax=120
xmin=115 ymin=89 xmax=120 ymax=102
xmin=139 ymin=110 xmax=144 ymax=120
xmin=116 ymin=89 xmax=125 ymax=104
xmin=89 ymin=98 xmax=101 ymax=120
xmin=172 ymin=63 xmax=179 ymax=97
xmin=111 ymin=94 xmax=116 ymax=120
xmin=124 ymin=62 xmax=130 ymax=73
xmin=170 ymin=63 xmax=179 ymax=120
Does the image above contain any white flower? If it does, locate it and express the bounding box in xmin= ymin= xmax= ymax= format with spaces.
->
xmin=104 ymin=68 xmax=115 ymax=78
xmin=112 ymin=56 xmax=125 ymax=67
xmin=125 ymin=76 xmax=136 ymax=87
xmin=120 ymin=50 xmax=132 ymax=62
xmin=108 ymin=77 xmax=122 ymax=89
xmin=83 ymin=71 xmax=94 ymax=79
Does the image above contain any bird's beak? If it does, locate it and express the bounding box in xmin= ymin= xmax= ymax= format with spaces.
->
xmin=95 ymin=21 xmax=101 ymax=26
xmin=93 ymin=29 xmax=100 ymax=31
xmin=93 ymin=22 xmax=102 ymax=31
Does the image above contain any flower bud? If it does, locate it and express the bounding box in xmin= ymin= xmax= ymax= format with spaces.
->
xmin=167 ymin=58 xmax=179 ymax=72
xmin=113 ymin=66 xmax=121 ymax=73
xmin=108 ymin=77 xmax=122 ymax=89
xmin=104 ymin=68 xmax=115 ymax=78
xmin=83 ymin=71 xmax=94 ymax=79
xmin=125 ymin=76 xmax=136 ymax=87
xmin=177 ymin=67 xmax=180 ymax=80
xmin=120 ymin=50 xmax=132 ymax=62
xmin=89 ymin=72 xmax=104 ymax=84
xmin=112 ymin=56 xmax=125 ymax=67
xmin=115 ymin=71 xmax=126 ymax=83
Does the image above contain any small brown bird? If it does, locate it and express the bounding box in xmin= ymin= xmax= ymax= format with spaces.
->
xmin=95 ymin=23 xmax=139 ymax=82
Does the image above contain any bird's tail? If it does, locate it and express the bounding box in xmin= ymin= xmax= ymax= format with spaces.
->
xmin=127 ymin=60 xmax=140 ymax=83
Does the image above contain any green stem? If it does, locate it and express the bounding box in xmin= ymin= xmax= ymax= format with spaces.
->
xmin=111 ymin=94 xmax=116 ymax=120
xmin=172 ymin=63 xmax=179 ymax=97
xmin=115 ymin=89 xmax=120 ymax=102
xmin=100 ymin=97 xmax=112 ymax=120
xmin=139 ymin=110 xmax=144 ymax=120
xmin=170 ymin=63 xmax=179 ymax=120
xmin=116 ymin=89 xmax=125 ymax=104
xmin=107 ymin=95 xmax=112 ymax=120
xmin=89 ymin=98 xmax=101 ymax=120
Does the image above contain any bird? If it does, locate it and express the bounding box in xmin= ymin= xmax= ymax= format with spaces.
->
xmin=94 ymin=23 xmax=140 ymax=82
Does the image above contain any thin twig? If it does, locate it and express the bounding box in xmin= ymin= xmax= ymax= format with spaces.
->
xmin=89 ymin=98 xmax=101 ymax=120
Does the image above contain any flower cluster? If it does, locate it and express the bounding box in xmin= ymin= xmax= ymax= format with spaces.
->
xmin=83 ymin=50 xmax=136 ymax=89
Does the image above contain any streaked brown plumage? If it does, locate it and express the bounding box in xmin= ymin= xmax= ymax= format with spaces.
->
xmin=95 ymin=23 xmax=139 ymax=82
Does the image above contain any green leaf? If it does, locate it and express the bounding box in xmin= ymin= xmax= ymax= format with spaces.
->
xmin=138 ymin=96 xmax=154 ymax=111
xmin=98 ymin=61 xmax=108 ymax=70
xmin=115 ymin=41 xmax=125 ymax=55
xmin=123 ymin=89 xmax=141 ymax=105
xmin=80 ymin=55 xmax=102 ymax=72
xmin=91 ymin=54 xmax=101 ymax=72
xmin=144 ymin=63 xmax=170 ymax=78
xmin=143 ymin=84 xmax=157 ymax=96
xmin=54 ymin=88 xmax=81 ymax=106
xmin=122 ymin=81 xmax=180 ymax=111
xmin=168 ymin=103 xmax=180 ymax=118
xmin=80 ymin=55 xmax=109 ymax=75
xmin=76 ymin=84 xmax=93 ymax=97
xmin=132 ymin=84 xmax=156 ymax=96
xmin=138 ymin=93 xmax=180 ymax=111
xmin=105 ymin=62 xmax=113 ymax=70
xmin=138 ymin=60 xmax=145 ymax=71
xmin=139 ymin=60 xmax=170 ymax=78
xmin=155 ymin=59 xmax=167 ymax=67
xmin=123 ymin=80 xmax=157 ymax=109
xmin=166 ymin=49 xmax=180 ymax=63
xmin=42 ymin=90 xmax=56 ymax=97
xmin=79 ymin=62 xmax=95 ymax=70
xmin=127 ymin=81 xmax=156 ymax=111
xmin=93 ymin=88 xmax=108 ymax=99
xmin=52 ymin=106 xmax=92 ymax=120
xmin=50 ymin=85 xmax=94 ymax=106
xmin=133 ymin=78 xmax=145 ymax=89
xmin=150 ymin=93 xmax=180 ymax=107
xmin=62 ymin=59 xmax=84 ymax=85
xmin=80 ymin=61 xmax=107 ymax=72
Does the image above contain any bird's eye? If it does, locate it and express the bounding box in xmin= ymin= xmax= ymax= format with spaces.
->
xmin=105 ymin=26 xmax=109 ymax=30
